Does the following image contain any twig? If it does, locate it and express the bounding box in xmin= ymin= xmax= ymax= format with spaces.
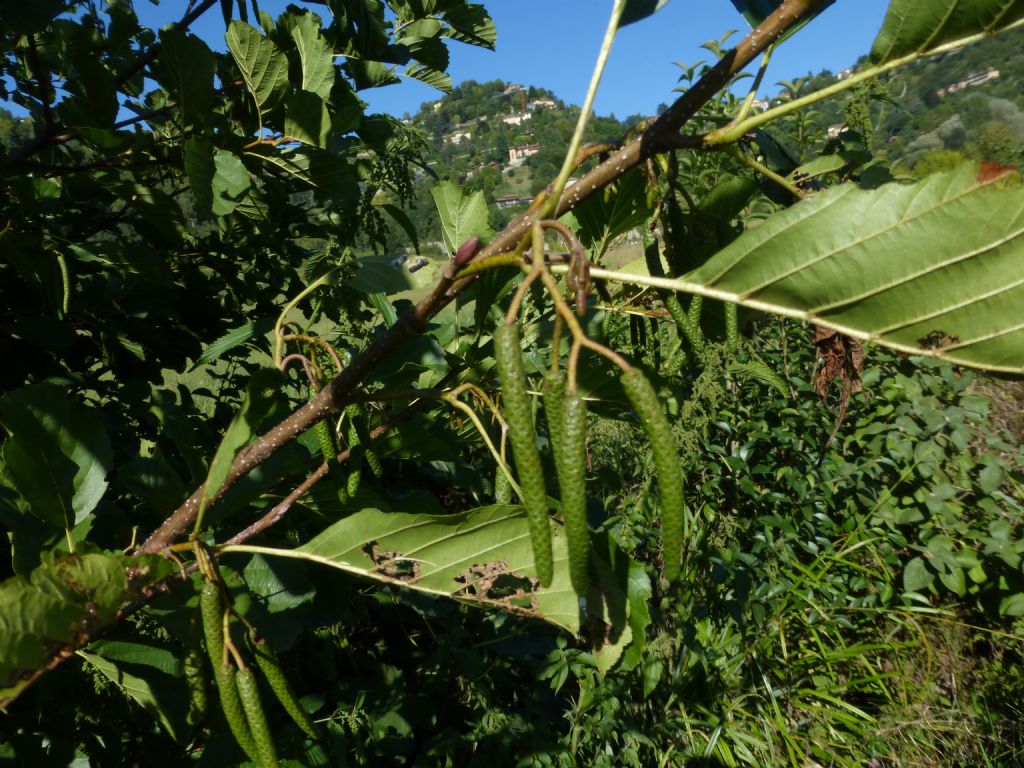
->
xmin=138 ymin=0 xmax=829 ymax=555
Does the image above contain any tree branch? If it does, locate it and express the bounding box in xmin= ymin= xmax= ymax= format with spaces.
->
xmin=137 ymin=0 xmax=829 ymax=556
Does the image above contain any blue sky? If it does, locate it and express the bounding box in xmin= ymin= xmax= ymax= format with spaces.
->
xmin=10 ymin=1 xmax=893 ymax=120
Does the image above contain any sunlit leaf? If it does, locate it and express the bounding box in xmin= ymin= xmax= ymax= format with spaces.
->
xmin=430 ymin=180 xmax=493 ymax=255
xmin=227 ymin=504 xmax=638 ymax=668
xmin=284 ymin=91 xmax=332 ymax=148
xmin=225 ymin=20 xmax=289 ymax=110
xmin=871 ymin=0 xmax=1024 ymax=64
xmin=0 ymin=385 xmax=113 ymax=529
xmin=289 ymin=11 xmax=335 ymax=100
xmin=200 ymin=369 xmax=282 ymax=515
xmin=441 ymin=4 xmax=496 ymax=49
xmin=0 ymin=549 xmax=173 ymax=706
xmin=676 ymin=163 xmax=1024 ymax=374
xmin=212 ymin=149 xmax=251 ymax=216
xmin=194 ymin=317 xmax=275 ymax=367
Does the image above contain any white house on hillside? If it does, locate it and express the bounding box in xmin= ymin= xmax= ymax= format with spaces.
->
xmin=502 ymin=113 xmax=531 ymax=126
xmin=936 ymin=69 xmax=1000 ymax=97
xmin=508 ymin=143 xmax=540 ymax=166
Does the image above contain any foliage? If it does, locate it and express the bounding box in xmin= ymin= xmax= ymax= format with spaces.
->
xmin=1 ymin=0 xmax=1023 ymax=766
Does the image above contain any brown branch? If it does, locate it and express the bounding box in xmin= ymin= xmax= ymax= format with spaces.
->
xmin=225 ymin=423 xmax=393 ymax=545
xmin=139 ymin=274 xmax=458 ymax=552
xmin=137 ymin=0 xmax=825 ymax=556
xmin=3 ymin=3 xmax=835 ymax=709
xmin=468 ymin=0 xmax=827 ymax=265
xmin=225 ymin=462 xmax=332 ymax=545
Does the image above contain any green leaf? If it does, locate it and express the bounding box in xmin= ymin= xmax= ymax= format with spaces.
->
xmin=441 ymin=4 xmax=496 ymax=49
xmin=871 ymin=0 xmax=1024 ymax=64
xmin=701 ymin=174 xmax=760 ymax=224
xmin=350 ymin=253 xmax=419 ymax=294
xmin=429 ymin=180 xmax=493 ymax=255
xmin=78 ymin=641 xmax=190 ymax=742
xmin=289 ymin=12 xmax=335 ymax=100
xmin=403 ymin=63 xmax=452 ymax=93
xmin=183 ymin=137 xmax=215 ymax=218
xmin=212 ymin=149 xmax=252 ymax=216
xmin=153 ymin=29 xmax=215 ymax=125
xmin=194 ymin=317 xmax=275 ymax=367
xmin=379 ymin=202 xmax=421 ymax=254
xmin=238 ymin=555 xmax=315 ymax=649
xmin=365 ymin=291 xmax=399 ymax=328
xmin=200 ymin=369 xmax=282 ymax=516
xmin=728 ymin=360 xmax=789 ymax=397
xmin=0 ymin=385 xmax=113 ymax=529
xmin=0 ymin=549 xmax=173 ymax=706
xmin=225 ymin=20 xmax=289 ymax=110
xmin=999 ymin=592 xmax=1024 ymax=616
xmin=978 ymin=462 xmax=1004 ymax=493
xmin=343 ymin=59 xmax=400 ymax=90
xmin=679 ymin=163 xmax=1024 ymax=374
xmin=619 ymin=0 xmax=671 ymax=28
xmin=284 ymin=90 xmax=332 ymax=148
xmin=247 ymin=147 xmax=357 ymax=193
xmin=565 ymin=169 xmax=653 ymax=260
xmin=903 ymin=556 xmax=934 ymax=592
xmin=229 ymin=505 xmax=637 ymax=661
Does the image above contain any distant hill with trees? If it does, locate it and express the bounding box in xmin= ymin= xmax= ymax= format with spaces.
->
xmin=763 ymin=24 xmax=1024 ymax=175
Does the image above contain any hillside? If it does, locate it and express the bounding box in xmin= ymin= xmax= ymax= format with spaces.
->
xmin=395 ymin=79 xmax=635 ymax=246
xmin=388 ymin=26 xmax=1023 ymax=254
xmin=761 ymin=25 xmax=1024 ymax=173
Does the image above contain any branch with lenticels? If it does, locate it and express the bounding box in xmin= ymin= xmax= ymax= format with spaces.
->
xmin=139 ymin=0 xmax=828 ymax=555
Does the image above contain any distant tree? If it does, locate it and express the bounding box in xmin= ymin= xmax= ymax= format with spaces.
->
xmin=913 ymin=148 xmax=966 ymax=177
xmin=971 ymin=120 xmax=1024 ymax=167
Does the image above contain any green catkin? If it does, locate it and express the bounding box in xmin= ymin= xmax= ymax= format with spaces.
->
xmin=559 ymin=395 xmax=590 ymax=598
xmin=350 ymin=405 xmax=383 ymax=478
xmin=494 ymin=464 xmax=512 ymax=503
xmin=310 ymin=366 xmax=337 ymax=463
xmin=543 ymin=369 xmax=566 ymax=457
xmin=236 ymin=666 xmax=280 ymax=768
xmin=620 ymin=369 xmax=686 ymax=583
xmin=345 ymin=405 xmax=363 ymax=496
xmin=200 ymin=582 xmax=259 ymax=761
xmin=252 ymin=641 xmax=321 ymax=739
xmin=364 ymin=443 xmax=384 ymax=478
xmin=493 ymin=324 xmax=553 ymax=587
xmin=688 ymin=294 xmax=703 ymax=326
xmin=313 ymin=416 xmax=337 ymax=464
xmin=725 ymin=302 xmax=739 ymax=351
xmin=184 ymin=611 xmax=208 ymax=727
xmin=682 ymin=295 xmax=706 ymax=354
xmin=346 ymin=446 xmax=363 ymax=497
xmin=665 ymin=294 xmax=703 ymax=356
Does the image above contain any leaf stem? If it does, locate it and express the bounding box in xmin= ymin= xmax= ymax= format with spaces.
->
xmin=540 ymin=0 xmax=627 ymax=219
xmin=705 ymin=18 xmax=1024 ymax=147
xmin=724 ymin=145 xmax=806 ymax=199
xmin=273 ymin=267 xmax=342 ymax=367
xmin=442 ymin=393 xmax=524 ymax=502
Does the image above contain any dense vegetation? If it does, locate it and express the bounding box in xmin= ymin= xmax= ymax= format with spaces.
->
xmin=764 ymin=24 xmax=1024 ymax=172
xmin=1 ymin=1 xmax=1023 ymax=766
